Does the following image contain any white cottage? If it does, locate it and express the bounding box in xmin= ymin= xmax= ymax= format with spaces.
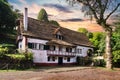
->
xmin=17 ymin=8 xmax=93 ymax=66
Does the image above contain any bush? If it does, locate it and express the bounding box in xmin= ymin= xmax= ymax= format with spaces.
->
xmin=113 ymin=50 xmax=120 ymax=67
xmin=0 ymin=46 xmax=8 ymax=57
xmin=93 ymin=59 xmax=106 ymax=67
xmin=0 ymin=44 xmax=16 ymax=54
xmin=76 ymin=56 xmax=93 ymax=66
xmin=0 ymin=52 xmax=34 ymax=70
xmin=23 ymin=52 xmax=33 ymax=61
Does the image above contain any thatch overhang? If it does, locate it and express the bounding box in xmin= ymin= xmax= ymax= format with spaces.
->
xmin=46 ymin=39 xmax=75 ymax=47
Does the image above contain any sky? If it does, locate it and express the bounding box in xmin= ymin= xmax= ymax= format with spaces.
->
xmin=9 ymin=0 xmax=84 ymax=21
xmin=8 ymin=0 xmax=107 ymax=32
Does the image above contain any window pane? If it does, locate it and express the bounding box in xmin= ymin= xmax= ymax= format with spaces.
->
xmin=44 ymin=45 xmax=50 ymax=50
xmin=39 ymin=44 xmax=41 ymax=49
xmin=34 ymin=43 xmax=37 ymax=49
xmin=48 ymin=56 xmax=50 ymax=61
xmin=52 ymin=57 xmax=55 ymax=61
xmin=28 ymin=43 xmax=33 ymax=49
xmin=67 ymin=57 xmax=70 ymax=62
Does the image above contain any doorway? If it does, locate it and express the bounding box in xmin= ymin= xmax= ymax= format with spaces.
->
xmin=58 ymin=57 xmax=63 ymax=65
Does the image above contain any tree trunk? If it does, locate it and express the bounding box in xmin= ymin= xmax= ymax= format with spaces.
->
xmin=105 ymin=30 xmax=112 ymax=69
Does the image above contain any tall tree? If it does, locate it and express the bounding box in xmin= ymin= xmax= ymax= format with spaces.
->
xmin=67 ymin=0 xmax=120 ymax=69
xmin=0 ymin=0 xmax=17 ymax=33
xmin=37 ymin=8 xmax=48 ymax=22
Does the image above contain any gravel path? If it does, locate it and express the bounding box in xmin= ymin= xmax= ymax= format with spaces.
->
xmin=0 ymin=67 xmax=120 ymax=80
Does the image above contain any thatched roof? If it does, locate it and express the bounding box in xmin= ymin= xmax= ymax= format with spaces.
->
xmin=18 ymin=17 xmax=93 ymax=47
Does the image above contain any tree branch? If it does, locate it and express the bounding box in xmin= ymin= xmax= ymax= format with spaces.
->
xmin=105 ymin=3 xmax=120 ymax=21
xmin=86 ymin=0 xmax=99 ymax=20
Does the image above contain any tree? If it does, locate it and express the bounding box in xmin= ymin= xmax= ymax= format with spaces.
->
xmin=67 ymin=0 xmax=120 ymax=69
xmin=78 ymin=28 xmax=93 ymax=38
xmin=112 ymin=23 xmax=120 ymax=66
xmin=90 ymin=32 xmax=105 ymax=55
xmin=37 ymin=8 xmax=48 ymax=22
xmin=49 ymin=20 xmax=60 ymax=26
xmin=78 ymin=28 xmax=88 ymax=34
xmin=0 ymin=0 xmax=17 ymax=33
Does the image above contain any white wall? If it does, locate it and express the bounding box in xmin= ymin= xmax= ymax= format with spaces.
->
xmin=18 ymin=36 xmax=26 ymax=51
xmin=27 ymin=38 xmax=48 ymax=44
xmin=18 ymin=37 xmax=93 ymax=64
xmin=76 ymin=46 xmax=93 ymax=57
xmin=31 ymin=50 xmax=47 ymax=63
xmin=47 ymin=56 xmax=76 ymax=63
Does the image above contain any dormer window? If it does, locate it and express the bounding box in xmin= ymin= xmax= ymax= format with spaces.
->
xmin=55 ymin=31 xmax=63 ymax=40
xmin=56 ymin=34 xmax=63 ymax=40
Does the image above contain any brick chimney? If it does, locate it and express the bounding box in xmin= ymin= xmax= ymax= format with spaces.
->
xmin=24 ymin=8 xmax=28 ymax=31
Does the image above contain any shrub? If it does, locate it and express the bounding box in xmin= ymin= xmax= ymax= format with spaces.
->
xmin=93 ymin=59 xmax=106 ymax=67
xmin=113 ymin=50 xmax=120 ymax=67
xmin=0 ymin=52 xmax=34 ymax=70
xmin=76 ymin=56 xmax=93 ymax=66
xmin=23 ymin=52 xmax=33 ymax=61
xmin=0 ymin=46 xmax=8 ymax=57
xmin=0 ymin=44 xmax=16 ymax=54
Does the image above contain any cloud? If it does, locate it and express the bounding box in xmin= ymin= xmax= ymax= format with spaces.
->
xmin=43 ymin=4 xmax=72 ymax=13
xmin=19 ymin=0 xmax=27 ymax=4
xmin=10 ymin=1 xmax=85 ymax=20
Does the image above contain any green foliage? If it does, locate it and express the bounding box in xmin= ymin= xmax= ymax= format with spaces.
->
xmin=93 ymin=59 xmax=106 ymax=67
xmin=76 ymin=56 xmax=93 ymax=66
xmin=23 ymin=52 xmax=33 ymax=61
xmin=0 ymin=46 xmax=8 ymax=57
xmin=37 ymin=8 xmax=48 ymax=22
xmin=78 ymin=28 xmax=88 ymax=34
xmin=7 ymin=54 xmax=25 ymax=60
xmin=89 ymin=32 xmax=105 ymax=54
xmin=113 ymin=50 xmax=120 ymax=62
xmin=78 ymin=28 xmax=93 ymax=38
xmin=7 ymin=52 xmax=33 ymax=61
xmin=112 ymin=27 xmax=120 ymax=51
xmin=0 ymin=52 xmax=34 ymax=70
xmin=49 ymin=20 xmax=60 ymax=26
xmin=0 ymin=0 xmax=17 ymax=33
xmin=37 ymin=9 xmax=60 ymax=26
xmin=0 ymin=44 xmax=16 ymax=54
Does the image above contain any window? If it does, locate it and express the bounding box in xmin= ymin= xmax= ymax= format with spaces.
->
xmin=28 ymin=43 xmax=37 ymax=49
xmin=50 ymin=45 xmax=55 ymax=51
xmin=48 ymin=56 xmax=50 ymax=61
xmin=39 ymin=44 xmax=44 ymax=50
xmin=48 ymin=56 xmax=56 ymax=61
xmin=20 ymin=44 xmax=22 ymax=48
xmin=69 ymin=48 xmax=72 ymax=52
xmin=76 ymin=49 xmax=82 ymax=54
xmin=28 ymin=43 xmax=33 ymax=49
xmin=34 ymin=43 xmax=37 ymax=49
xmin=67 ymin=57 xmax=70 ymax=62
xmin=56 ymin=34 xmax=63 ymax=40
xmin=52 ymin=57 xmax=55 ymax=61
xmin=44 ymin=45 xmax=50 ymax=50
xmin=59 ymin=46 xmax=62 ymax=51
xmin=66 ymin=47 xmax=72 ymax=52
